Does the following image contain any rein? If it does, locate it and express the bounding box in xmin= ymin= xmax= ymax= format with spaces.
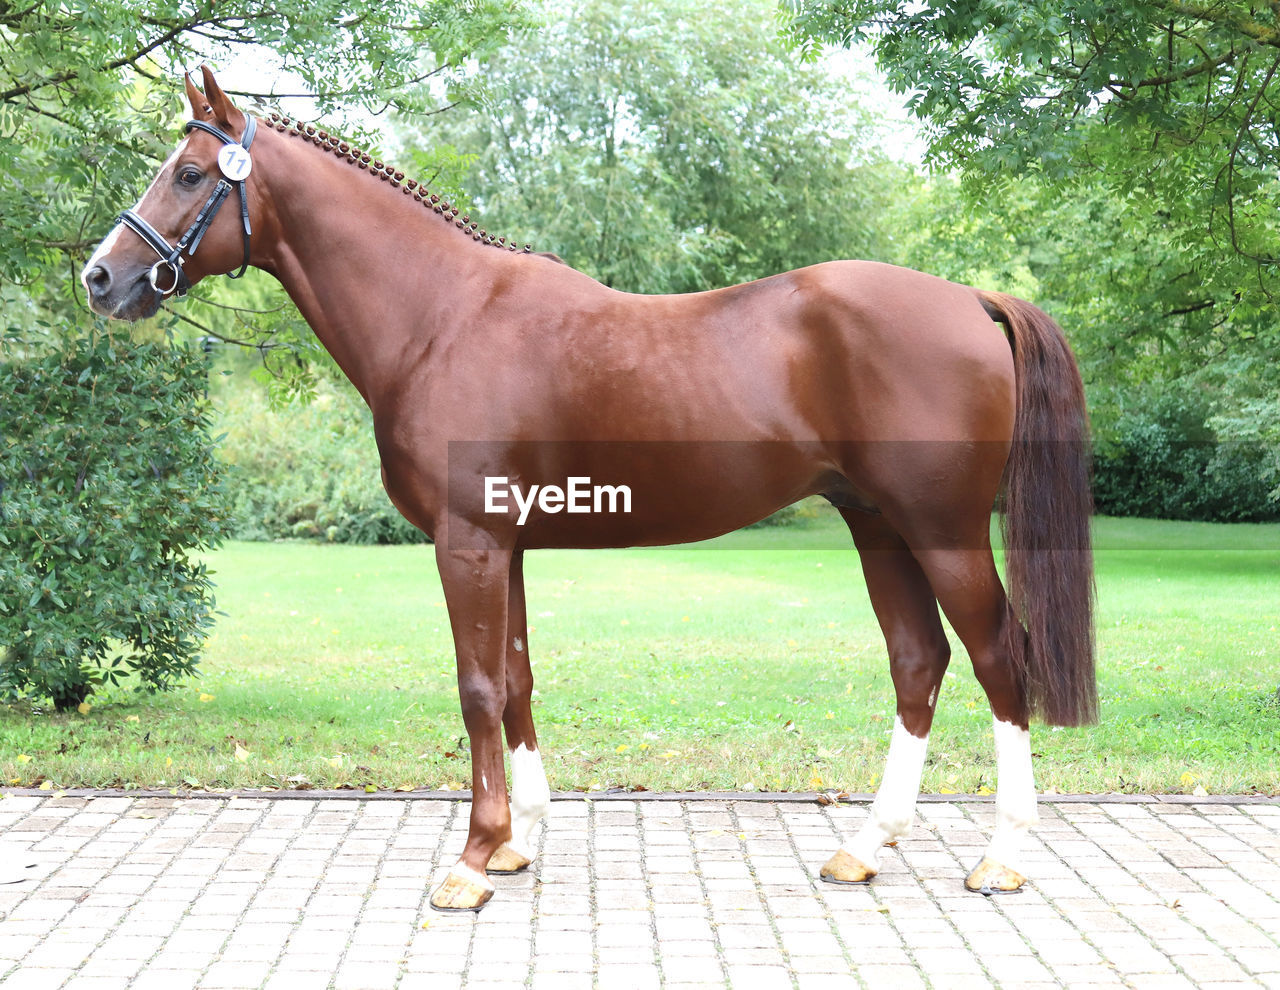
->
xmin=117 ymin=116 xmax=257 ymax=297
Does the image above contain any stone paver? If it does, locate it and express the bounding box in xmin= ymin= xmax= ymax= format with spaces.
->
xmin=0 ymin=793 xmax=1277 ymax=988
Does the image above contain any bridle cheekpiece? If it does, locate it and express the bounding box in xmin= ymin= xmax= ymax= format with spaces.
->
xmin=117 ymin=115 xmax=258 ymax=297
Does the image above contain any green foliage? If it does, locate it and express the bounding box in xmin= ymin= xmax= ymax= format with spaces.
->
xmin=1093 ymin=392 xmax=1279 ymax=523
xmin=216 ymin=375 xmax=426 ymax=545
xmin=785 ymin=1 xmax=1279 ymax=284
xmin=0 ymin=329 xmax=229 ymax=709
xmin=412 ymin=0 xmax=903 ymax=293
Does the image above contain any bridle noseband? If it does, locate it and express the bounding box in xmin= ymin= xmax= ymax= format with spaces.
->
xmin=117 ymin=116 xmax=258 ymax=297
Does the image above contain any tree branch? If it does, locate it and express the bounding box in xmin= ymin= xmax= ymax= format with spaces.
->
xmin=1149 ymin=2 xmax=1280 ymax=48
xmin=0 ymin=14 xmax=216 ymax=104
xmin=1126 ymin=49 xmax=1238 ymax=89
xmin=159 ymin=304 xmax=283 ymax=350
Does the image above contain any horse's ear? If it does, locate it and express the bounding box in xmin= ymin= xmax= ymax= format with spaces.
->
xmin=197 ymin=65 xmax=245 ymax=132
xmin=184 ymin=71 xmax=213 ymax=120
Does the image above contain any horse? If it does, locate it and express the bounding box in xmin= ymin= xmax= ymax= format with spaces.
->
xmin=83 ymin=67 xmax=1096 ymax=913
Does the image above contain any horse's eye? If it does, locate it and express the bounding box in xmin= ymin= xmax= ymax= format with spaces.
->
xmin=177 ymin=168 xmax=203 ymax=187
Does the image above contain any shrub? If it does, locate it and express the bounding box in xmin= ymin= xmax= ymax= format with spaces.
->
xmin=1092 ymin=392 xmax=1279 ymax=522
xmin=216 ymin=380 xmax=428 ymax=544
xmin=0 ymin=329 xmax=229 ymax=710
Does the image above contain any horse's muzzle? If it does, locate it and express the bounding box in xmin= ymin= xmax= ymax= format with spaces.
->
xmin=82 ymin=260 xmax=164 ymax=322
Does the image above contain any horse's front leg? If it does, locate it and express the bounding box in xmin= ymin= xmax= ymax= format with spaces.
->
xmin=488 ymin=550 xmax=551 ymax=874
xmin=429 ymin=539 xmax=514 ymax=913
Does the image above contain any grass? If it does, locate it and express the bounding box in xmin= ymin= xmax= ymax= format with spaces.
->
xmin=2 ymin=511 xmax=1278 ymax=796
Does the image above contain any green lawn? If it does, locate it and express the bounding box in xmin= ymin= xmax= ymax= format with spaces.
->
xmin=3 ymin=512 xmax=1278 ymax=796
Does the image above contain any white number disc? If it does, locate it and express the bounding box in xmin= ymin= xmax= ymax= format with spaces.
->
xmin=217 ymin=144 xmax=253 ymax=181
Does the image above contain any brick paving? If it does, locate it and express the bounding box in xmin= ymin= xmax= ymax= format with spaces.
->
xmin=0 ymin=793 xmax=1277 ymax=989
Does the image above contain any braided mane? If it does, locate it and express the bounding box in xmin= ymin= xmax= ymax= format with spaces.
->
xmin=265 ymin=112 xmax=531 ymax=255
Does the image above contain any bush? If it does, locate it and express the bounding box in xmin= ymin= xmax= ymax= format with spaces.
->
xmin=216 ymin=380 xmax=428 ymax=544
xmin=0 ymin=329 xmax=229 ymax=710
xmin=1093 ymin=392 xmax=1280 ymax=522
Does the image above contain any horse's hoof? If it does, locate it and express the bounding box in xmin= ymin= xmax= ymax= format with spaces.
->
xmin=487 ymin=842 xmax=532 ymax=874
xmin=964 ymin=856 xmax=1027 ymax=895
xmin=819 ymin=848 xmax=877 ymax=885
xmin=428 ymin=868 xmax=495 ymax=913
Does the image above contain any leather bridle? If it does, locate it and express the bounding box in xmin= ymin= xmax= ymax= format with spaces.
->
xmin=117 ymin=116 xmax=258 ymax=297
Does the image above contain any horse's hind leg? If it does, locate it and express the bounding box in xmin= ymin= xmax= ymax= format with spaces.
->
xmin=822 ymin=509 xmax=951 ymax=884
xmin=488 ymin=550 xmax=551 ymax=874
xmin=906 ymin=537 xmax=1037 ymax=894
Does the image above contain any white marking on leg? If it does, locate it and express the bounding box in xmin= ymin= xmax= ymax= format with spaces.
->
xmin=513 ymin=636 xmax=524 ymax=653
xmin=984 ymin=719 xmax=1038 ymax=871
xmin=508 ymin=743 xmax=550 ymax=859
xmin=447 ymin=860 xmax=495 ymax=892
xmin=844 ymin=715 xmax=929 ymax=868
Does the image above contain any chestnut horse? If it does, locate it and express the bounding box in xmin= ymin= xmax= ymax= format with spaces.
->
xmin=84 ymin=68 xmax=1095 ymax=912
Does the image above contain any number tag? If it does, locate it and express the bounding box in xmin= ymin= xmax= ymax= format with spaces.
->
xmin=217 ymin=144 xmax=252 ymax=181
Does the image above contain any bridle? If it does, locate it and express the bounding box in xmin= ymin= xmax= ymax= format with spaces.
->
xmin=117 ymin=116 xmax=258 ymax=297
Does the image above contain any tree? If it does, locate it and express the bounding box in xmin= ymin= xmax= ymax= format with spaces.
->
xmin=407 ymin=0 xmax=904 ymax=294
xmin=785 ymin=2 xmax=1279 ymax=295
xmin=0 ymin=0 xmax=525 ymax=330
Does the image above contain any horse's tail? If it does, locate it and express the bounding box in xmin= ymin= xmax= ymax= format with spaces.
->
xmin=978 ymin=289 xmax=1097 ymax=726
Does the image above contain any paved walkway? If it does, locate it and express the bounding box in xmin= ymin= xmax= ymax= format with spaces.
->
xmin=0 ymin=792 xmax=1277 ymax=989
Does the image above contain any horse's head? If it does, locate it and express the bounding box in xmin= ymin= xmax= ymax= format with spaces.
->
xmin=83 ymin=66 xmax=260 ymax=321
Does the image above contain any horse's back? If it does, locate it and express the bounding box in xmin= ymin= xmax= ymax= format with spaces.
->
xmin=623 ymin=259 xmax=1018 ymax=445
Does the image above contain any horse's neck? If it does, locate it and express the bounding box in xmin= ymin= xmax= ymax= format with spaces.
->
xmin=256 ymin=132 xmax=489 ymax=406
